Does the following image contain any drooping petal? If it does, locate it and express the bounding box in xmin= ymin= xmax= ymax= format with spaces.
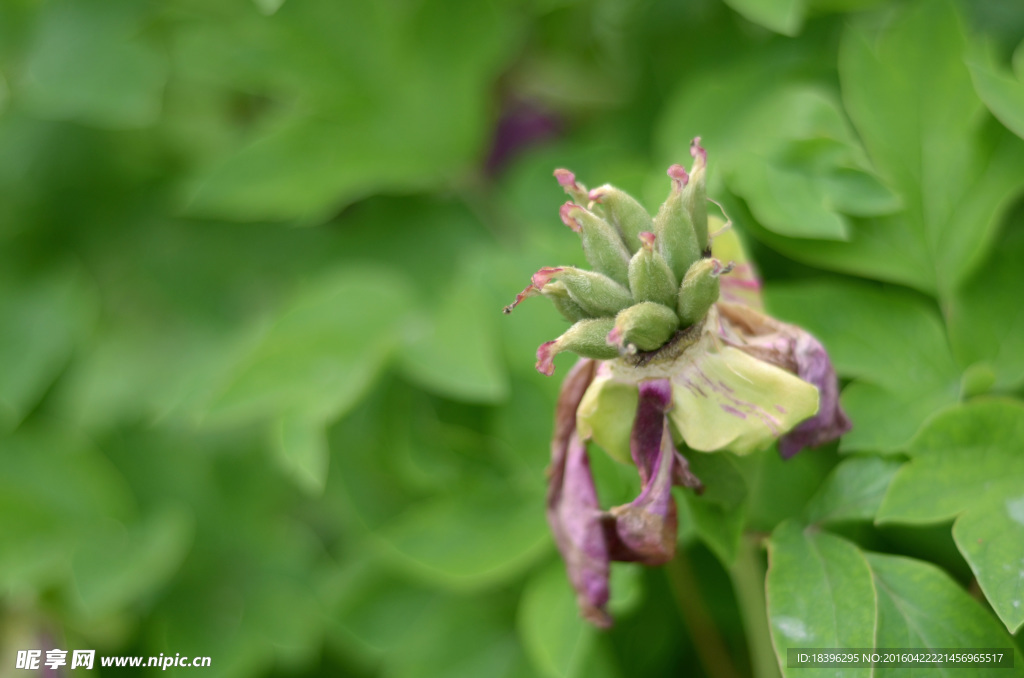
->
xmin=717 ymin=302 xmax=851 ymax=457
xmin=598 ymin=308 xmax=820 ymax=455
xmin=777 ymin=330 xmax=852 ymax=458
xmin=599 ymin=379 xmax=683 ymax=564
xmin=602 ymin=421 xmax=678 ymax=565
xmin=546 ymin=359 xmax=613 ymax=627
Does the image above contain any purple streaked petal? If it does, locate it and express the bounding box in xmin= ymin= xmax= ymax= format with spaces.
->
xmin=546 ymin=359 xmax=612 ymax=627
xmin=602 ymin=421 xmax=678 ymax=565
xmin=778 ymin=331 xmax=852 ymax=459
xmin=631 ymin=380 xmax=673 ymax=483
xmin=716 ymin=302 xmax=851 ymax=457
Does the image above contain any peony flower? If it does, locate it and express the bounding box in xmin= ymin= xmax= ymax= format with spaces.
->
xmin=505 ymin=139 xmax=850 ymax=625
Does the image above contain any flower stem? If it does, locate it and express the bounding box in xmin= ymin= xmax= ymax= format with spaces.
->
xmin=666 ymin=548 xmax=742 ymax=678
xmin=729 ymin=533 xmax=782 ymax=678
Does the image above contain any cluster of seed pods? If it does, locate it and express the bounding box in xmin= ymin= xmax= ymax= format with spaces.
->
xmin=505 ymin=139 xmax=729 ymax=374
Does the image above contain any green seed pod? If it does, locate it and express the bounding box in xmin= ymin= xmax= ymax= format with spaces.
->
xmin=685 ymin=138 xmax=709 ymax=252
xmin=608 ymin=301 xmax=679 ymax=353
xmin=558 ymin=267 xmax=633 ymax=317
xmin=554 ymin=169 xmax=590 ymax=206
xmin=588 ymin=184 xmax=653 ymax=253
xmin=561 ymin=202 xmax=631 ymax=287
xmin=628 ymin=231 xmax=678 ymax=309
xmin=504 ymin=266 xmax=632 ymax=318
xmin=536 ymin=318 xmax=619 ymax=375
xmin=541 ymin=280 xmax=591 ymax=323
xmin=677 ymin=258 xmax=722 ymax=328
xmin=652 ymin=165 xmax=702 ymax=282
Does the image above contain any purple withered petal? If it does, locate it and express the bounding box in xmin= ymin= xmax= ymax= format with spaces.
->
xmin=602 ymin=420 xmax=678 ymax=565
xmin=599 ymin=379 xmax=701 ymax=565
xmin=778 ymin=331 xmax=852 ymax=459
xmin=716 ymin=302 xmax=851 ymax=458
xmin=546 ymin=359 xmax=613 ymax=627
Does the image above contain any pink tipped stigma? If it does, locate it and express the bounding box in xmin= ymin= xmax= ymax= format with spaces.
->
xmin=554 ymin=169 xmax=578 ymax=190
xmin=690 ymin=137 xmax=706 ymax=166
xmin=638 ymin=231 xmax=656 ymax=250
xmin=559 ymin=202 xmax=582 ymax=232
xmin=667 ymin=164 xmax=689 ymax=189
xmin=536 ymin=340 xmax=557 ymax=375
xmin=532 ymin=266 xmax=563 ymax=288
xmin=588 ymin=187 xmax=608 ymax=203
xmin=504 ymin=267 xmax=563 ymax=313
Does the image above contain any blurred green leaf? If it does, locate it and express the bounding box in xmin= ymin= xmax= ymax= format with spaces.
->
xmin=682 ymin=452 xmax=748 ymax=566
xmin=330 ymin=379 xmax=550 ymax=589
xmin=21 ymin=0 xmax=166 ymax=128
xmin=518 ymin=560 xmax=596 ymax=678
xmin=878 ymin=399 xmax=1024 ymax=633
xmin=948 ymin=217 xmax=1024 ymax=391
xmin=802 ymin=456 xmax=901 ymax=525
xmin=969 ymin=40 xmax=1024 ymax=140
xmin=205 ymin=266 xmax=412 ymax=425
xmin=72 ymin=506 xmax=193 ymax=618
xmin=272 ymin=414 xmax=328 ymax=494
xmin=721 ymin=0 xmax=805 ymax=36
xmin=766 ymin=1 xmax=1024 ymax=299
xmin=0 ymin=423 xmax=134 ymax=595
xmin=399 ymin=256 xmax=509 ymax=403
xmin=0 ymin=266 xmax=96 ymax=432
xmin=183 ymin=0 xmax=521 ymax=221
xmin=766 ymin=279 xmax=961 ymax=452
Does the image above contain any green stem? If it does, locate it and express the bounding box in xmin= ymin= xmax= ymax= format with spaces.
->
xmin=666 ymin=549 xmax=742 ymax=678
xmin=730 ymin=533 xmax=782 ymax=678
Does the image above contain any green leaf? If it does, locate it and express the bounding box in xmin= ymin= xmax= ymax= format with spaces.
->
xmin=272 ymin=414 xmax=329 ymax=494
xmin=329 ymin=380 xmax=549 ymax=589
xmin=205 ymin=266 xmax=412 ymax=425
xmin=399 ymin=257 xmax=509 ymax=403
xmin=783 ymin=1 xmax=1024 ymax=298
xmin=866 ymin=552 xmax=1024 ymax=670
xmin=767 ymin=522 xmax=876 ymax=674
xmin=517 ymin=561 xmax=596 ymax=678
xmin=721 ymin=0 xmax=806 ymax=36
xmin=72 ymin=507 xmax=193 ymax=618
xmin=768 ymin=522 xmax=1024 ymax=676
xmin=183 ymin=0 xmax=520 ymax=221
xmin=766 ymin=279 xmax=961 ymax=452
xmin=803 ymin=456 xmax=902 ymax=524
xmin=969 ymin=43 xmax=1024 ymax=140
xmin=682 ymin=453 xmax=748 ymax=566
xmin=0 ymin=267 xmax=96 ymax=432
xmin=948 ymin=222 xmax=1024 ymax=391
xmin=727 ymin=155 xmax=850 ymax=240
xmin=878 ymin=399 xmax=1024 ymax=632
xmin=20 ymin=0 xmax=166 ymax=128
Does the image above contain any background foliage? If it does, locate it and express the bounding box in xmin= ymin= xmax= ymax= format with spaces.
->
xmin=2 ymin=0 xmax=1024 ymax=676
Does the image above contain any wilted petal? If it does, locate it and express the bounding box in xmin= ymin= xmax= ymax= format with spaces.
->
xmin=717 ymin=302 xmax=851 ymax=457
xmin=546 ymin=359 xmax=613 ymax=627
xmin=549 ymin=431 xmax=612 ymax=627
xmin=603 ymin=421 xmax=678 ymax=565
xmin=778 ymin=331 xmax=852 ymax=458
xmin=648 ymin=309 xmax=820 ymax=455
